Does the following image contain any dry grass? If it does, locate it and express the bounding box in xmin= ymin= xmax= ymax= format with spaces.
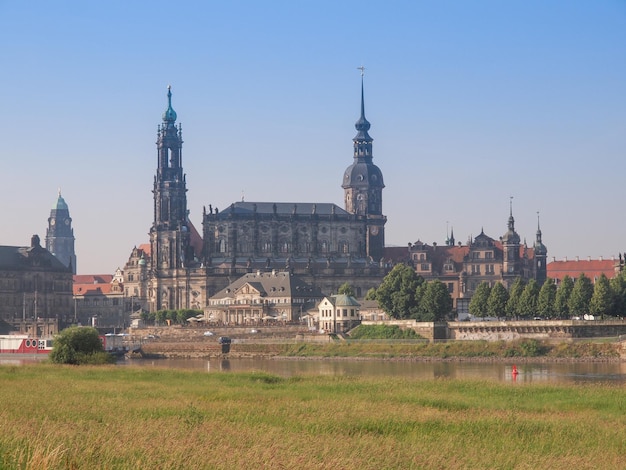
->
xmin=0 ymin=364 xmax=624 ymax=469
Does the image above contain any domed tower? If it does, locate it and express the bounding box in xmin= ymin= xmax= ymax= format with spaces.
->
xmin=501 ymin=197 xmax=521 ymax=286
xmin=342 ymin=69 xmax=386 ymax=261
xmin=150 ymin=86 xmax=192 ymax=275
xmin=533 ymin=212 xmax=548 ymax=285
xmin=45 ymin=190 xmax=76 ymax=273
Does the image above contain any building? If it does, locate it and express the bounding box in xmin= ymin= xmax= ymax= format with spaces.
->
xmin=73 ymin=269 xmax=131 ymax=328
xmin=205 ymin=270 xmax=323 ymax=324
xmin=0 ymin=235 xmax=73 ymax=330
xmin=124 ymin=78 xmax=388 ymax=312
xmin=392 ymin=207 xmax=547 ymax=315
xmin=45 ymin=190 xmax=77 ymax=274
xmin=547 ymin=256 xmax=621 ymax=284
xmin=317 ymin=294 xmax=361 ymax=334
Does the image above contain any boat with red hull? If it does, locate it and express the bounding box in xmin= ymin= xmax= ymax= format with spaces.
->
xmin=0 ymin=335 xmax=53 ymax=354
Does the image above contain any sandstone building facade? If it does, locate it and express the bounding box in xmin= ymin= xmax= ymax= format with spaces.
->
xmin=124 ymin=79 xmax=388 ymax=312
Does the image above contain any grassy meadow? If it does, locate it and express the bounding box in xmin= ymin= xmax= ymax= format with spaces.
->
xmin=0 ymin=363 xmax=625 ymax=469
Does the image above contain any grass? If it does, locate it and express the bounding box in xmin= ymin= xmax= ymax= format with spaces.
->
xmin=0 ymin=364 xmax=625 ymax=469
xmin=278 ymin=338 xmax=622 ymax=360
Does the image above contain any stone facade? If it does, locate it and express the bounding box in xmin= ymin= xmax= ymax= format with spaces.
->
xmin=0 ymin=235 xmax=73 ymax=326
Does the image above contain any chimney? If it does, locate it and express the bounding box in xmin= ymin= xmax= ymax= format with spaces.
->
xmin=600 ymin=256 xmax=603 ymax=261
xmin=576 ymin=256 xmax=579 ymax=262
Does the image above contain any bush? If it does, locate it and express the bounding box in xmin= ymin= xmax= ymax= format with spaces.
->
xmin=50 ymin=326 xmax=115 ymax=365
xmin=349 ymin=324 xmax=422 ymax=340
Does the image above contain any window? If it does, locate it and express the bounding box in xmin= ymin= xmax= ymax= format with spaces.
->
xmin=447 ymin=283 xmax=454 ymax=293
xmin=421 ymin=263 xmax=430 ymax=271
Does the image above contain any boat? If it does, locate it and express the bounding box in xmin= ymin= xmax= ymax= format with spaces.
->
xmin=0 ymin=335 xmax=54 ymax=354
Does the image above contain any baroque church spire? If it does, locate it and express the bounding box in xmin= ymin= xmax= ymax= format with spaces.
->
xmin=342 ymin=68 xmax=386 ymax=261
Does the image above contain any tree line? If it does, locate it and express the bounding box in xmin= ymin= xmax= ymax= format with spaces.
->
xmin=363 ymin=264 xmax=626 ymax=321
xmin=469 ymin=272 xmax=626 ymax=320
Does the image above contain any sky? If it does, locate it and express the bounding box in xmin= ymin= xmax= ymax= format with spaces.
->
xmin=0 ymin=1 xmax=624 ymax=274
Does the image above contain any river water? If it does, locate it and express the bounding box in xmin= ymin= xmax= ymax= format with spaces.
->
xmin=3 ymin=355 xmax=624 ymax=384
xmin=118 ymin=357 xmax=626 ymax=384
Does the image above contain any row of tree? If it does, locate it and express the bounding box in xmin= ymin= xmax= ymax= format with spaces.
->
xmin=469 ymin=272 xmax=626 ymax=319
xmin=365 ymin=264 xmax=453 ymax=321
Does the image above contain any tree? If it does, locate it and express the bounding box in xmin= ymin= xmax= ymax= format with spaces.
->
xmin=505 ymin=278 xmax=525 ymax=319
xmin=365 ymin=287 xmax=378 ymax=301
xmin=518 ymin=279 xmax=540 ymax=318
xmin=487 ymin=282 xmax=509 ymax=318
xmin=569 ymin=273 xmax=593 ymax=317
xmin=554 ymin=275 xmax=573 ymax=318
xmin=50 ymin=326 xmax=113 ymax=365
xmin=419 ymin=280 xmax=453 ymax=321
xmin=337 ymin=282 xmax=355 ymax=297
xmin=609 ymin=273 xmax=626 ymax=317
xmin=537 ymin=278 xmax=557 ymax=319
xmin=375 ymin=264 xmax=424 ymax=319
xmin=469 ymin=282 xmax=491 ymax=318
xmin=589 ymin=274 xmax=612 ymax=318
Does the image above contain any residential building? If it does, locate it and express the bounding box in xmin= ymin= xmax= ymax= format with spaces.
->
xmin=73 ymin=269 xmax=130 ymax=328
xmin=317 ymin=294 xmax=361 ymax=334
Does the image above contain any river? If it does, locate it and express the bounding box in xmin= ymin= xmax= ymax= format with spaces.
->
xmin=118 ymin=357 xmax=626 ymax=384
xmin=3 ymin=355 xmax=624 ymax=384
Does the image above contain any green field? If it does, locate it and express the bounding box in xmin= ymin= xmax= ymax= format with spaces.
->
xmin=0 ymin=364 xmax=624 ymax=469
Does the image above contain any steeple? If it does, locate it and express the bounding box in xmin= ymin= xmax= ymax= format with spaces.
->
xmin=151 ymin=86 xmax=193 ymax=277
xmin=154 ymin=86 xmax=186 ymax=229
xmin=534 ymin=212 xmax=548 ymax=284
xmin=342 ymin=68 xmax=386 ymax=261
xmin=45 ymin=189 xmax=76 ymax=274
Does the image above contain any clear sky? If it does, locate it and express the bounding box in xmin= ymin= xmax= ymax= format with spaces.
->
xmin=1 ymin=1 xmax=624 ymax=274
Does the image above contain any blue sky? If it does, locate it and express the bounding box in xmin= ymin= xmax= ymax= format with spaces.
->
xmin=1 ymin=1 xmax=624 ymax=274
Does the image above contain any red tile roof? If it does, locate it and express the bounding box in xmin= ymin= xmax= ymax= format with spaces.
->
xmin=547 ymin=259 xmax=618 ymax=282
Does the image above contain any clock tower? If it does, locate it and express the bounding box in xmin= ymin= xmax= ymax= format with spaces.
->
xmin=45 ymin=190 xmax=76 ymax=273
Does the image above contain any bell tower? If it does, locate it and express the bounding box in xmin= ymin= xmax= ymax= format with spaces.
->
xmin=150 ymin=86 xmax=192 ymax=279
xmin=501 ymin=197 xmax=521 ymax=287
xmin=533 ymin=212 xmax=548 ymax=285
xmin=45 ymin=190 xmax=76 ymax=274
xmin=342 ymin=68 xmax=386 ymax=261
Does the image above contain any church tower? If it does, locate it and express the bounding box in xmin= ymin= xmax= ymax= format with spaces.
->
xmin=342 ymin=70 xmax=386 ymax=261
xmin=501 ymin=198 xmax=521 ymax=287
xmin=533 ymin=212 xmax=548 ymax=285
xmin=150 ymin=86 xmax=194 ymax=309
xmin=45 ymin=190 xmax=76 ymax=274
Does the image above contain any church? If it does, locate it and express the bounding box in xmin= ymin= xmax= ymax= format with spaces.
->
xmin=123 ymin=78 xmax=389 ymax=312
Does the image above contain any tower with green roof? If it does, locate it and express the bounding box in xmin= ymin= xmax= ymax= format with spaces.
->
xmin=45 ymin=190 xmax=76 ymax=274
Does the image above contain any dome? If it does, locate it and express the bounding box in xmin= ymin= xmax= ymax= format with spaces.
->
xmin=162 ymin=86 xmax=177 ymax=123
xmin=342 ymin=161 xmax=385 ymax=189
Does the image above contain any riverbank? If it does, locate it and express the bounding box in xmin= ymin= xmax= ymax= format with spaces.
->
xmin=1 ymin=364 xmax=624 ymax=469
xmin=137 ymin=335 xmax=625 ymax=362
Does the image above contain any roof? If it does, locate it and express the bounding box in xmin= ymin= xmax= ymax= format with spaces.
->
xmin=211 ymin=271 xmax=323 ymax=301
xmin=547 ymin=259 xmax=618 ymax=282
xmin=330 ymin=294 xmax=361 ymax=307
xmin=0 ymin=240 xmax=70 ymax=272
xmin=73 ymin=274 xmax=113 ymax=284
xmin=73 ymin=273 xmax=122 ymax=296
xmin=209 ymin=202 xmax=349 ymax=218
